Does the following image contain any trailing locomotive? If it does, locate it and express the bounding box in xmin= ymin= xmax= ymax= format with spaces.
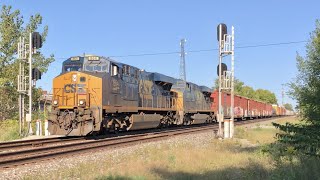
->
xmin=48 ymin=55 xmax=214 ymax=136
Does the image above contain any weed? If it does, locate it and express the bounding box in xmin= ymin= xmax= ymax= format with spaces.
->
xmin=234 ymin=127 xmax=248 ymax=139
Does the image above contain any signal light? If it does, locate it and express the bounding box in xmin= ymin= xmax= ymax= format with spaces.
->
xmin=217 ymin=23 xmax=227 ymax=41
xmin=32 ymin=32 xmax=43 ymax=49
xmin=32 ymin=68 xmax=42 ymax=80
xmin=217 ymin=63 xmax=227 ymax=76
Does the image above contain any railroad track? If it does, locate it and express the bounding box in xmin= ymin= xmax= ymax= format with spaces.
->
xmin=0 ymin=125 xmax=213 ymax=152
xmin=0 ymin=136 xmax=85 ymax=152
xmin=0 ymin=117 xmax=282 ymax=169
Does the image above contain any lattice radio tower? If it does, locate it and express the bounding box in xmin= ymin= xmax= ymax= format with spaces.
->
xmin=180 ymin=39 xmax=186 ymax=82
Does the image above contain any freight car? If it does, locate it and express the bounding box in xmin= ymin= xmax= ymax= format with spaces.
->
xmin=211 ymin=90 xmax=273 ymax=120
xmin=272 ymin=104 xmax=286 ymax=116
xmin=48 ymin=55 xmax=215 ymax=136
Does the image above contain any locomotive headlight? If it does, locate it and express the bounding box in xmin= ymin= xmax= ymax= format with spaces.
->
xmin=53 ymin=100 xmax=58 ymax=106
xmin=79 ymin=99 xmax=86 ymax=107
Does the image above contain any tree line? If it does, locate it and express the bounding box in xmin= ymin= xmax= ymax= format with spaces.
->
xmin=214 ymin=78 xmax=278 ymax=104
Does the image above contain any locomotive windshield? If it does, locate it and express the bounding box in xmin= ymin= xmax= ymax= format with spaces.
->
xmin=61 ymin=57 xmax=84 ymax=73
xmin=61 ymin=55 xmax=111 ymax=74
xmin=85 ymin=64 xmax=107 ymax=72
xmin=83 ymin=56 xmax=110 ymax=73
xmin=64 ymin=64 xmax=83 ymax=72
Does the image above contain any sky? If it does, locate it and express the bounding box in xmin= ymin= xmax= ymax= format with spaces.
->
xmin=2 ymin=0 xmax=319 ymax=107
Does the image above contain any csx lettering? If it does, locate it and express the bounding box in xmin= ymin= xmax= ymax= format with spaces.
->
xmin=64 ymin=84 xmax=86 ymax=93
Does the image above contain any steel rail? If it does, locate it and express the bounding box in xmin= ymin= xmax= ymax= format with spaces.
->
xmin=0 ymin=137 xmax=84 ymax=151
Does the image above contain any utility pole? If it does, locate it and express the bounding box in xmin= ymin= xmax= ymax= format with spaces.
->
xmin=281 ymin=84 xmax=284 ymax=106
xmin=217 ymin=24 xmax=235 ymax=139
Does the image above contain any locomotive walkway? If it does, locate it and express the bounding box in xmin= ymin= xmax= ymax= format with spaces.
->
xmin=0 ymin=117 xmax=284 ymax=170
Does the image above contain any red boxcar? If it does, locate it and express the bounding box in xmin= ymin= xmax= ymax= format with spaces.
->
xmin=211 ymin=90 xmax=273 ymax=120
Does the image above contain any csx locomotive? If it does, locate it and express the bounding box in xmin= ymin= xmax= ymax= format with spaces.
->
xmin=48 ymin=55 xmax=214 ymax=136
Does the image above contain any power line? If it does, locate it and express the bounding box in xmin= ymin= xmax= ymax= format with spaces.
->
xmin=54 ymin=40 xmax=307 ymax=60
xmin=236 ymin=40 xmax=307 ymax=49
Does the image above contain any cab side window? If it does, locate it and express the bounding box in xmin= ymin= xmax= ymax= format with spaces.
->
xmin=111 ymin=64 xmax=119 ymax=76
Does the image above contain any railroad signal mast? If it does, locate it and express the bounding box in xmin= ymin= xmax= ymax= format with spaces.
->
xmin=217 ymin=24 xmax=235 ymax=138
xmin=17 ymin=32 xmax=43 ymax=136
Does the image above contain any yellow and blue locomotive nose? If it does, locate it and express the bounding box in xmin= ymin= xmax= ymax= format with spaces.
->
xmin=49 ymin=71 xmax=103 ymax=136
xmin=52 ymin=71 xmax=97 ymax=108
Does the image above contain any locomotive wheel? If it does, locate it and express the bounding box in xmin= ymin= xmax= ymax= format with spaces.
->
xmin=183 ymin=120 xmax=191 ymax=126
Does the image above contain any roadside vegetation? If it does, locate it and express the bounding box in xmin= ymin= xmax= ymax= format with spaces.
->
xmin=0 ymin=119 xmax=20 ymax=141
xmin=23 ymin=117 xmax=320 ymax=180
xmin=0 ymin=112 xmax=45 ymax=142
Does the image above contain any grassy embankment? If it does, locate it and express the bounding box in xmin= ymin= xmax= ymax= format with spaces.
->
xmin=24 ymin=117 xmax=320 ymax=180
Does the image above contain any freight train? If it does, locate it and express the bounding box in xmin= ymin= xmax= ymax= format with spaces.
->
xmin=48 ymin=55 xmax=292 ymax=136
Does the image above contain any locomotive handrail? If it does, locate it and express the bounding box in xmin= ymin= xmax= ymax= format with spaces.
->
xmin=89 ymin=88 xmax=102 ymax=123
xmin=90 ymin=88 xmax=102 ymax=106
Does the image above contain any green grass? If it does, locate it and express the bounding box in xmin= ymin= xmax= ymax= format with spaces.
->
xmin=0 ymin=117 xmax=46 ymax=142
xmin=24 ymin=116 xmax=320 ymax=180
xmin=0 ymin=119 xmax=21 ymax=141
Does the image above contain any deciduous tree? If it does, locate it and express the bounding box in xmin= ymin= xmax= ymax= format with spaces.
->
xmin=283 ymin=103 xmax=293 ymax=111
xmin=213 ymin=78 xmax=278 ymax=104
xmin=273 ymin=20 xmax=320 ymax=157
xmin=0 ymin=5 xmax=54 ymax=120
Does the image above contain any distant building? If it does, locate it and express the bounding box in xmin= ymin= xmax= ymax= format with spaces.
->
xmin=39 ymin=91 xmax=52 ymax=112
